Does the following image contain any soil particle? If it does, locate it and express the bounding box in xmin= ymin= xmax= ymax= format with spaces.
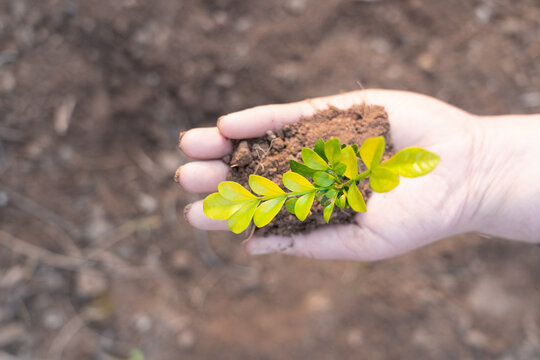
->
xmin=225 ymin=104 xmax=394 ymax=236
xmin=230 ymin=140 xmax=252 ymax=167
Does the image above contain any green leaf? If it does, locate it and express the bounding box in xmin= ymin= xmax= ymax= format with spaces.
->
xmin=282 ymin=172 xmax=315 ymax=192
xmin=313 ymin=171 xmax=335 ymax=187
xmin=128 ymin=349 xmax=144 ymax=360
xmin=370 ymin=167 xmax=400 ymax=193
xmin=320 ymin=189 xmax=337 ymax=207
xmin=253 ymin=196 xmax=287 ymax=227
xmin=381 ymin=147 xmax=440 ymax=178
xmin=313 ymin=139 xmax=327 ymax=161
xmin=285 ymin=198 xmax=297 ymax=214
xmin=341 ymin=146 xmax=358 ymax=179
xmin=289 ymin=160 xmax=316 ymax=178
xmin=227 ymin=200 xmax=259 ymax=234
xmin=325 ymin=189 xmax=338 ymax=199
xmin=324 ymin=138 xmax=342 ymax=164
xmin=203 ymin=193 xmax=244 ymax=220
xmin=249 ymin=175 xmax=285 ymax=196
xmin=351 ymin=144 xmax=359 ymax=156
xmin=323 ymin=201 xmax=335 ymax=223
xmin=333 ymin=162 xmax=347 ymax=176
xmin=336 ymin=193 xmax=347 ymax=209
xmin=218 ymin=181 xmax=258 ymax=201
xmin=347 ymin=184 xmax=367 ymax=212
xmin=294 ymin=192 xmax=316 ymax=221
xmin=360 ymin=136 xmax=386 ymax=170
xmin=301 ymin=148 xmax=329 ymax=171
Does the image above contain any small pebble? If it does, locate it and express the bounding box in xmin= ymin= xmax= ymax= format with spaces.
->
xmin=265 ymin=130 xmax=276 ymax=140
xmin=170 ymin=250 xmax=191 ymax=274
xmin=137 ymin=193 xmax=158 ymax=214
xmin=43 ymin=309 xmax=65 ymax=330
xmin=177 ymin=328 xmax=196 ymax=350
xmin=136 ymin=315 xmax=152 ymax=333
xmin=0 ymin=192 xmax=8 ymax=207
xmin=0 ymin=70 xmax=16 ymax=93
xmin=75 ymin=268 xmax=108 ymax=298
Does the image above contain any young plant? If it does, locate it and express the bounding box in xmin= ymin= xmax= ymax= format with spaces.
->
xmin=203 ymin=136 xmax=440 ymax=234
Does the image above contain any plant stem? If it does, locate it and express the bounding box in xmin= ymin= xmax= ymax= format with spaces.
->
xmin=256 ymin=186 xmax=332 ymax=202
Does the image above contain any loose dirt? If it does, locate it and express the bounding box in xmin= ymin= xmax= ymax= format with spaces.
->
xmin=225 ymin=104 xmax=394 ymax=236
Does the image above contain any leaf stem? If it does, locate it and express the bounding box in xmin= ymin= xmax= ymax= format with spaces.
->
xmin=256 ymin=186 xmax=333 ymax=202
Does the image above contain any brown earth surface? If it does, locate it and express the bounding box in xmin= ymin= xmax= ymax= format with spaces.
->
xmin=1 ymin=1 xmax=540 ymax=359
xmin=226 ymin=104 xmax=393 ymax=236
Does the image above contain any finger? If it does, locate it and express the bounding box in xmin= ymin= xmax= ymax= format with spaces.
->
xmin=174 ymin=160 xmax=229 ymax=193
xmin=184 ymin=200 xmax=229 ymax=231
xmin=244 ymin=223 xmax=398 ymax=261
xmin=218 ymin=92 xmax=363 ymax=139
xmin=179 ymin=127 xmax=232 ymax=159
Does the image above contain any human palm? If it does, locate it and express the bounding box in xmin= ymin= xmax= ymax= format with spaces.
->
xmin=178 ymin=90 xmax=483 ymax=260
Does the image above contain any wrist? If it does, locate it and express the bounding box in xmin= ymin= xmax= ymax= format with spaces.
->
xmin=468 ymin=114 xmax=540 ymax=243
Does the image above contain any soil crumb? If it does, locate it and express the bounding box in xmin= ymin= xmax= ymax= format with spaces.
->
xmin=225 ymin=104 xmax=394 ymax=236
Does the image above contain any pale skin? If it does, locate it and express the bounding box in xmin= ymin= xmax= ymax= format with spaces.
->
xmin=177 ymin=89 xmax=540 ymax=261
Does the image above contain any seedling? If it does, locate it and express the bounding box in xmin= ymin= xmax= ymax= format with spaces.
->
xmin=203 ymin=136 xmax=440 ymax=233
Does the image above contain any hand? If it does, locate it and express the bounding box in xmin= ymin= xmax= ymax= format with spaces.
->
xmin=177 ymin=89 xmax=539 ymax=261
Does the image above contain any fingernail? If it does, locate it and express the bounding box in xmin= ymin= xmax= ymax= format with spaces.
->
xmin=178 ymin=131 xmax=187 ymax=148
xmin=174 ymin=166 xmax=182 ymax=183
xmin=183 ymin=203 xmax=192 ymax=223
xmin=217 ymin=116 xmax=224 ymax=128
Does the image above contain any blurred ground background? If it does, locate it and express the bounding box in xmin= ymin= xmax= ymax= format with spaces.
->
xmin=1 ymin=0 xmax=540 ymax=359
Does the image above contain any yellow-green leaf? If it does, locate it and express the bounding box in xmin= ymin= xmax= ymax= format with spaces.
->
xmin=336 ymin=193 xmax=347 ymax=209
xmin=370 ymin=167 xmax=399 ymax=193
xmin=285 ymin=198 xmax=297 ymax=214
xmin=313 ymin=139 xmax=327 ymax=161
xmin=294 ymin=192 xmax=316 ymax=221
xmin=249 ymin=175 xmax=285 ymax=196
xmin=218 ymin=181 xmax=258 ymax=201
xmin=341 ymin=146 xmax=358 ymax=179
xmin=323 ymin=201 xmax=335 ymax=223
xmin=381 ymin=147 xmax=440 ymax=178
xmin=347 ymin=184 xmax=366 ymax=212
xmin=360 ymin=136 xmax=385 ymax=169
xmin=253 ymin=196 xmax=287 ymax=227
xmin=282 ymin=172 xmax=315 ymax=192
xmin=289 ymin=160 xmax=316 ymax=178
xmin=227 ymin=200 xmax=259 ymax=234
xmin=333 ymin=162 xmax=347 ymax=176
xmin=301 ymin=148 xmax=329 ymax=170
xmin=203 ymin=193 xmax=244 ymax=220
xmin=324 ymin=138 xmax=342 ymax=165
xmin=313 ymin=171 xmax=335 ymax=187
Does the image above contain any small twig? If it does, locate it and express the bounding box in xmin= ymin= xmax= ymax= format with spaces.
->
xmin=47 ymin=310 xmax=85 ymax=360
xmin=85 ymin=215 xmax=162 ymax=259
xmin=0 ymin=230 xmax=153 ymax=277
xmin=0 ymin=230 xmax=89 ymax=270
xmin=1 ymin=186 xmax=82 ymax=242
xmin=132 ymin=149 xmax=165 ymax=181
xmin=253 ymin=139 xmax=275 ymax=175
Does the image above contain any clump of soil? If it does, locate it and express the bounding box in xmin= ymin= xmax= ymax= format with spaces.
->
xmin=224 ymin=104 xmax=394 ymax=236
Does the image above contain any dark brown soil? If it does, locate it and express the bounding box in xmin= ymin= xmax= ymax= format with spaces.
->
xmin=226 ymin=104 xmax=393 ymax=236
